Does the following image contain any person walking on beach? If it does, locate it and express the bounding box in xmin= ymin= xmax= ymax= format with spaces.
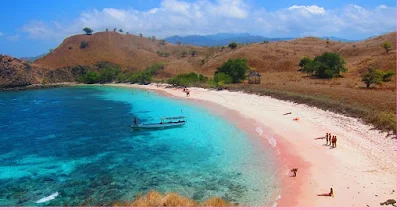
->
xmin=291 ymin=168 xmax=298 ymax=177
xmin=328 ymin=133 xmax=332 ymax=146
xmin=186 ymin=89 xmax=190 ymax=97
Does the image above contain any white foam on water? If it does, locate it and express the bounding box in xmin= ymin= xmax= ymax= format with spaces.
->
xmin=35 ymin=192 xmax=59 ymax=204
xmin=272 ymin=195 xmax=282 ymax=207
xmin=256 ymin=127 xmax=263 ymax=135
xmin=267 ymin=136 xmax=277 ymax=147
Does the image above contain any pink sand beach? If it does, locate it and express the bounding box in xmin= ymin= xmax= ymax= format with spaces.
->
xmin=107 ymin=83 xmax=397 ymax=207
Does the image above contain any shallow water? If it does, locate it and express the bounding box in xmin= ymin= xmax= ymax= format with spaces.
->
xmin=0 ymin=86 xmax=279 ymax=206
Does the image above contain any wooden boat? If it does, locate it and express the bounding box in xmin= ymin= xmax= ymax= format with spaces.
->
xmin=130 ymin=116 xmax=186 ymax=129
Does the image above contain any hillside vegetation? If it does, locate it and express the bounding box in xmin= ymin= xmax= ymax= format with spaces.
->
xmin=1 ymin=31 xmax=396 ymax=133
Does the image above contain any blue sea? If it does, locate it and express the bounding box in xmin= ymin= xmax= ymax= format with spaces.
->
xmin=0 ymin=86 xmax=280 ymax=206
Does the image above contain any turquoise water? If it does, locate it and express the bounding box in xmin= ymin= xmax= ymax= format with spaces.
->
xmin=0 ymin=86 xmax=279 ymax=206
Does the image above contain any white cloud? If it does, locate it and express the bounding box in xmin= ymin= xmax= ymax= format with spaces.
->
xmin=288 ymin=5 xmax=326 ymax=14
xmin=6 ymin=34 xmax=20 ymax=41
xmin=0 ymin=32 xmax=3 ymax=36
xmin=21 ymin=1 xmax=396 ymax=41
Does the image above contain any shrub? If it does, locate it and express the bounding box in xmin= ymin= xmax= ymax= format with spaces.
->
xmin=215 ymin=58 xmax=250 ymax=83
xmin=80 ymin=41 xmax=88 ymax=49
xmin=167 ymin=72 xmax=208 ymax=86
xmin=382 ymin=41 xmax=392 ymax=53
xmin=228 ymin=42 xmax=238 ymax=50
xmin=361 ymin=67 xmax=382 ymax=88
xmin=214 ymin=72 xmax=233 ymax=85
xmin=382 ymin=70 xmax=395 ymax=82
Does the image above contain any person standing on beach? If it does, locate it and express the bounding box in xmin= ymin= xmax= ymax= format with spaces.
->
xmin=325 ymin=133 xmax=329 ymax=145
xmin=329 ymin=188 xmax=334 ymax=197
xmin=328 ymin=133 xmax=332 ymax=145
xmin=332 ymin=136 xmax=337 ymax=148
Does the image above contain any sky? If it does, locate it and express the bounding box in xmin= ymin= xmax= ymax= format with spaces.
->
xmin=0 ymin=0 xmax=396 ymax=57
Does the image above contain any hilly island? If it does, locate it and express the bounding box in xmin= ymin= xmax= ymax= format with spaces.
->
xmin=1 ymin=30 xmax=396 ymax=133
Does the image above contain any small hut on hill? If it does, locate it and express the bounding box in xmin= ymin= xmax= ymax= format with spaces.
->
xmin=248 ymin=70 xmax=261 ymax=84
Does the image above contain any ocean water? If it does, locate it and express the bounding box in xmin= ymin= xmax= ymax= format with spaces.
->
xmin=0 ymin=86 xmax=279 ymax=206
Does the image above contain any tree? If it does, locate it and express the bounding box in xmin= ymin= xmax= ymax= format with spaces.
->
xmin=215 ymin=58 xmax=250 ymax=83
xmin=80 ymin=41 xmax=88 ymax=49
xmin=160 ymin=40 xmax=167 ymax=45
xmin=177 ymin=41 xmax=182 ymax=45
xmin=298 ymin=56 xmax=313 ymax=70
xmin=106 ymin=28 xmax=109 ymax=32
xmin=139 ymin=33 xmax=143 ymax=37
xmin=190 ymin=50 xmax=197 ymax=57
xmin=49 ymin=49 xmax=54 ymax=53
xmin=228 ymin=42 xmax=238 ymax=50
xmin=361 ymin=67 xmax=382 ymax=88
xmin=383 ymin=41 xmax=392 ymax=53
xmin=119 ymin=29 xmax=123 ymax=33
xmin=83 ymin=27 xmax=93 ymax=35
xmin=301 ymin=52 xmax=347 ymax=78
xmin=114 ymin=28 xmax=117 ymax=32
xmin=151 ymin=36 xmax=156 ymax=41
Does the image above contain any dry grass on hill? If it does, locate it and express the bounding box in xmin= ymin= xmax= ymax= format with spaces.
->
xmin=30 ymin=31 xmax=397 ymax=132
xmin=112 ymin=190 xmax=233 ymax=207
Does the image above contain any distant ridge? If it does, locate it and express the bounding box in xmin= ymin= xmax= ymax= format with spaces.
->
xmin=165 ymin=33 xmax=293 ymax=46
xmin=20 ymin=53 xmax=47 ymax=62
xmin=165 ymin=33 xmax=359 ymax=46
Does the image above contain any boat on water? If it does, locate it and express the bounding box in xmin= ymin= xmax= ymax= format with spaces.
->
xmin=130 ymin=116 xmax=187 ymax=129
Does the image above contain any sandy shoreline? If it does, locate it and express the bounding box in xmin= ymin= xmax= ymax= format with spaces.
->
xmin=107 ymin=83 xmax=397 ymax=207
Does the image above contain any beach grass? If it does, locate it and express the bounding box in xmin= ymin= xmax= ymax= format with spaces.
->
xmin=225 ymin=84 xmax=396 ymax=134
xmin=112 ymin=190 xmax=233 ymax=207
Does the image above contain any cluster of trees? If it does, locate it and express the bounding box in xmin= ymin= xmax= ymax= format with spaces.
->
xmin=77 ymin=62 xmax=121 ymax=84
xmin=167 ymin=72 xmax=208 ymax=86
xmin=299 ymin=52 xmax=348 ymax=78
xmin=116 ymin=63 xmax=164 ymax=84
xmin=167 ymin=58 xmax=250 ymax=87
xmin=77 ymin=62 xmax=164 ymax=84
xmin=361 ymin=67 xmax=394 ymax=88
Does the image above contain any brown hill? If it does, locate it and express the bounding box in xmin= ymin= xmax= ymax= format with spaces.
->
xmin=0 ymin=55 xmax=43 ymax=88
xmin=34 ymin=31 xmax=396 ymax=79
xmin=34 ymin=32 xmax=214 ymax=71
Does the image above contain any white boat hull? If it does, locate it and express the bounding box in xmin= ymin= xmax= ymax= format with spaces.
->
xmin=130 ymin=122 xmax=186 ymax=129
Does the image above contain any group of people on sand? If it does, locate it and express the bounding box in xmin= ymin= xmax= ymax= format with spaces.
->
xmin=183 ymin=87 xmax=190 ymax=97
xmin=326 ymin=133 xmax=338 ymax=148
